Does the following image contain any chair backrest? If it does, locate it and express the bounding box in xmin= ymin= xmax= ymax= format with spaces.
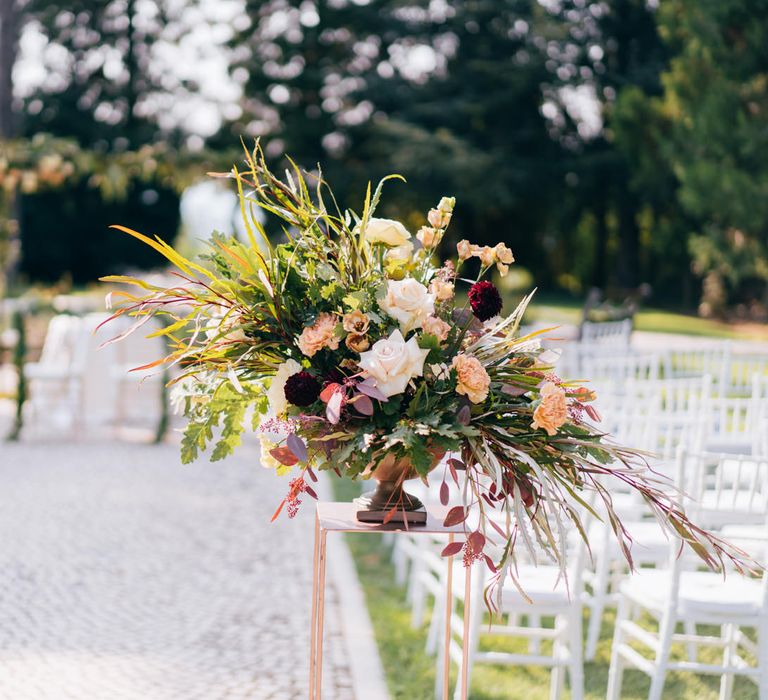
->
xmin=580 ymin=319 xmax=632 ymax=347
xmin=679 ymin=450 xmax=768 ymax=529
xmin=38 ymin=314 xmax=84 ymax=369
xmin=663 ymin=450 xmax=768 ymax=614
xmin=727 ymin=354 xmax=768 ymax=398
xmin=707 ymin=396 xmax=755 ymax=452
xmin=663 ymin=343 xmax=731 ymax=395
xmin=582 ymin=352 xmax=660 ymax=386
xmin=623 ymin=376 xmax=712 ymax=459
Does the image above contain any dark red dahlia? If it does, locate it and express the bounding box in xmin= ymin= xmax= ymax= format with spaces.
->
xmin=468 ymin=280 xmax=502 ymax=321
xmin=284 ymin=371 xmax=321 ymax=406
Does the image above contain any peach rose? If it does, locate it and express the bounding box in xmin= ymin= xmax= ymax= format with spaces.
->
xmin=422 ymin=316 xmax=451 ymax=342
xmin=531 ymin=381 xmax=568 ymax=436
xmin=452 ymin=353 xmax=491 ymax=404
xmin=298 ymin=313 xmax=340 ymax=357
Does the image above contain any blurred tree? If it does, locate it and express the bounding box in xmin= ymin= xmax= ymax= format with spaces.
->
xmin=654 ymin=0 xmax=768 ymax=316
xmin=10 ymin=0 xmax=191 ymax=283
xmin=0 ymin=0 xmax=19 ymax=296
xmin=547 ymin=0 xmax=677 ymax=296
xmin=223 ymin=0 xmax=409 ymax=169
xmin=0 ymin=0 xmax=16 ymax=138
xmin=344 ymin=0 xmax=565 ymax=279
xmin=17 ymin=0 xmax=194 ymax=149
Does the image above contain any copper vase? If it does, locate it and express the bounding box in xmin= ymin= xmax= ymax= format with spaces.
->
xmin=354 ymin=450 xmax=444 ymax=524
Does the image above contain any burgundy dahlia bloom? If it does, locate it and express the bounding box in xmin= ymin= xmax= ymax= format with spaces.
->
xmin=468 ymin=280 xmax=503 ymax=321
xmin=284 ymin=371 xmax=321 ymax=406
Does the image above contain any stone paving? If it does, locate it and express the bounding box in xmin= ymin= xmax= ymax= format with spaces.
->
xmin=0 ymin=439 xmax=354 ymax=700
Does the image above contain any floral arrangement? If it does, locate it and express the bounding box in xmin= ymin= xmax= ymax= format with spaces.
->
xmin=103 ymin=143 xmax=747 ymax=599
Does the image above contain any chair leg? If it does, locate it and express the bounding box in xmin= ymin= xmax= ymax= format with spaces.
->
xmin=410 ymin=569 xmax=427 ymax=629
xmin=568 ymin=608 xmax=584 ymax=700
xmin=392 ymin=539 xmax=408 ymax=585
xmin=684 ymin=619 xmax=697 ymax=661
xmin=586 ymin=546 xmax=611 ymax=661
xmin=427 ymin=588 xmax=446 ymax=656
xmin=529 ymin=613 xmax=542 ymax=653
xmin=549 ymin=663 xmax=564 ymax=700
xmin=648 ymin=608 xmax=675 ymax=700
xmin=758 ymin=614 xmax=768 ymax=700
xmin=606 ymin=596 xmax=627 ymax=700
xmin=718 ymin=623 xmax=736 ymax=700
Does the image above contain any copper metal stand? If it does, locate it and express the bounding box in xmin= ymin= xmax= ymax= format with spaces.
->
xmin=309 ymin=501 xmax=472 ymax=700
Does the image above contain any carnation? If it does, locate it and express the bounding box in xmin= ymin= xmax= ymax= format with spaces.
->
xmin=468 ymin=280 xmax=503 ymax=321
xmin=298 ymin=313 xmax=340 ymax=357
xmin=452 ymin=353 xmax=491 ymax=404
xmin=284 ymin=371 xmax=321 ymax=407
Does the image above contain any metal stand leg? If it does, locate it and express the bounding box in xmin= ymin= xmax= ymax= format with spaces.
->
xmin=442 ymin=533 xmax=455 ymax=700
xmin=315 ymin=530 xmax=328 ymax=699
xmin=459 ymin=565 xmax=472 ymax=700
xmin=309 ymin=515 xmax=320 ymax=699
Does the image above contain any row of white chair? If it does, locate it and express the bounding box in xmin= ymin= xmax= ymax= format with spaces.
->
xmin=19 ymin=312 xmax=166 ymax=437
xmin=391 ymin=450 xmax=767 ymax=699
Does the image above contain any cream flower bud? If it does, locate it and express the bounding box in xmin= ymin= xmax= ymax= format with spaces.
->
xmin=417 ymin=226 xmax=440 ymax=248
xmin=494 ymin=242 xmax=515 ymax=265
xmin=457 ymin=240 xmax=472 ymax=261
xmin=478 ymin=246 xmax=496 ymax=267
xmin=437 ymin=196 xmax=455 ymax=213
xmin=428 ymin=208 xmax=451 ymax=229
xmin=497 ymin=263 xmax=509 ymax=277
xmin=429 ymin=278 xmax=454 ymax=301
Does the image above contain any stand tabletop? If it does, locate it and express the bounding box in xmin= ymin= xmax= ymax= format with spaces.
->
xmin=315 ymin=501 xmax=467 ymax=535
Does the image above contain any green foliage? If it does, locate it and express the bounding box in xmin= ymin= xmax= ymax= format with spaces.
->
xmin=653 ymin=0 xmax=768 ymax=310
xmin=180 ymin=381 xmax=265 ymax=464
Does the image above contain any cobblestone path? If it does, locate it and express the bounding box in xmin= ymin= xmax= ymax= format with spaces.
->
xmin=0 ymin=441 xmax=354 ymax=700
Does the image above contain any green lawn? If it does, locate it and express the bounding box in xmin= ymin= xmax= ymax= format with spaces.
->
xmin=523 ymin=296 xmax=768 ymax=342
xmin=332 ymin=479 xmax=759 ymax=700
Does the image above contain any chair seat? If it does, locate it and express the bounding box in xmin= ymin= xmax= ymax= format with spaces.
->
xmin=24 ymin=363 xmax=81 ymax=380
xmin=501 ymin=565 xmax=574 ymax=609
xmin=588 ymin=520 xmax=670 ymax=561
xmin=620 ymin=568 xmax=764 ymax=618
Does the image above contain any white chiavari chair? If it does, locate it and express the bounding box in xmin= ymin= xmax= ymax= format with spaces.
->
xmin=23 ymin=314 xmax=88 ymax=436
xmin=607 ymin=449 xmax=768 ymax=700
xmin=663 ymin=343 xmax=731 ymax=396
xmin=580 ymin=319 xmax=632 ymax=347
xmin=435 ymin=533 xmax=588 ymax=700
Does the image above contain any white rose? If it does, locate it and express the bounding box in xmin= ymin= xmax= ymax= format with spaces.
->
xmin=379 ymin=278 xmax=435 ymax=334
xmin=363 ymin=218 xmax=412 ymax=247
xmin=358 ymin=329 xmax=430 ymax=397
xmin=266 ymin=359 xmax=302 ymax=416
xmin=386 ymin=240 xmax=414 ymax=262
